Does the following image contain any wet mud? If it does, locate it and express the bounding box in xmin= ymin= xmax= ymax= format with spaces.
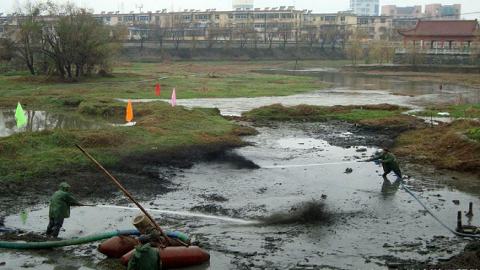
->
xmin=3 ymin=121 xmax=480 ymax=270
xmin=2 ymin=66 xmax=480 ymax=269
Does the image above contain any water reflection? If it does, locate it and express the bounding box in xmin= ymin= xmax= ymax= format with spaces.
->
xmin=0 ymin=109 xmax=116 ymax=137
xmin=260 ymin=68 xmax=480 ymax=104
xmin=380 ymin=179 xmax=401 ymax=199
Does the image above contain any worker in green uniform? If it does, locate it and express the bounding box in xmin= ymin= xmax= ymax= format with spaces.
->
xmin=46 ymin=182 xmax=84 ymax=237
xmin=367 ymin=148 xmax=402 ymax=179
xmin=127 ymin=235 xmax=162 ymax=270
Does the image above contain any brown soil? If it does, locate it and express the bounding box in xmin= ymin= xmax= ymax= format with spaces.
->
xmin=359 ymin=115 xmax=425 ymax=135
xmin=394 ymin=120 xmax=480 ymax=173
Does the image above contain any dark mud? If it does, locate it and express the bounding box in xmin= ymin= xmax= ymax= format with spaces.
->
xmin=251 ymin=119 xmax=397 ymax=149
xmin=2 ymin=120 xmax=480 ymax=270
xmin=257 ymin=200 xmax=332 ymax=225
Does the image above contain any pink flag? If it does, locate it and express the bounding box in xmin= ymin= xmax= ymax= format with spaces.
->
xmin=155 ymin=83 xmax=160 ymax=96
xmin=171 ymin=88 xmax=176 ymax=107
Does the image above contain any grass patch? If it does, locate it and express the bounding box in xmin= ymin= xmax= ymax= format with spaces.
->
xmin=0 ymin=61 xmax=330 ymax=109
xmin=242 ymin=103 xmax=407 ymax=121
xmin=395 ymin=119 xmax=480 ymax=172
xmin=0 ymin=102 xmax=246 ymax=182
xmin=411 ymin=104 xmax=480 ymax=118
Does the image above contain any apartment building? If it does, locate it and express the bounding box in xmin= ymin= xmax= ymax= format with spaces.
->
xmin=380 ymin=4 xmax=461 ymax=20
xmin=424 ymin=4 xmax=461 ymax=19
xmin=350 ymin=0 xmax=380 ymax=16
xmin=0 ymin=7 xmax=403 ymax=42
xmin=381 ymin=5 xmax=422 ymax=18
xmin=356 ymin=15 xmax=394 ymax=41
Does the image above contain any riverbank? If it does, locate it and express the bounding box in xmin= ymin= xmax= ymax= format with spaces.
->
xmin=120 ymin=47 xmax=347 ymax=62
xmin=0 ymin=61 xmax=334 ymax=109
xmin=344 ymin=66 xmax=480 ymax=90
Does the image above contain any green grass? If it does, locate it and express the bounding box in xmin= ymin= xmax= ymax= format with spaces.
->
xmin=467 ymin=127 xmax=480 ymax=141
xmin=0 ymin=102 xmax=243 ymax=182
xmin=0 ymin=61 xmax=328 ymax=108
xmin=410 ymin=104 xmax=480 ymax=118
xmin=242 ymin=104 xmax=407 ymax=122
xmin=0 ymin=60 xmax=344 ymax=182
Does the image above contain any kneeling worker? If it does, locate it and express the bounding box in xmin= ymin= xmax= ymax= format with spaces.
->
xmin=46 ymin=182 xmax=84 ymax=237
xmin=367 ymin=148 xmax=402 ymax=179
xmin=128 ymin=235 xmax=162 ymax=270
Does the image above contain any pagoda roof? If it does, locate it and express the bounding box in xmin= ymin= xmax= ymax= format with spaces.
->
xmin=398 ymin=20 xmax=479 ymax=37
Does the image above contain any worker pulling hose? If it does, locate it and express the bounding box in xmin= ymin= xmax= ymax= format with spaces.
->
xmin=363 ymin=154 xmax=480 ymax=239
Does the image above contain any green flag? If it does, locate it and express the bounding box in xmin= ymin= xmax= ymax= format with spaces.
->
xmin=15 ymin=102 xmax=27 ymax=128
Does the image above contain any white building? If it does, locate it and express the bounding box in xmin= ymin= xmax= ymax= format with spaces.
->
xmin=232 ymin=0 xmax=254 ymax=10
xmin=350 ymin=0 xmax=379 ymax=16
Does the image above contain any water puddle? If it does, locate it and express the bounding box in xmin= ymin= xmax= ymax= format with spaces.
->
xmin=0 ymin=109 xmax=128 ymax=137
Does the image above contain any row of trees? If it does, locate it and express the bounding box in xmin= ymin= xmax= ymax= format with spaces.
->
xmin=131 ymin=23 xmax=374 ymax=51
xmin=0 ymin=1 xmax=127 ymax=78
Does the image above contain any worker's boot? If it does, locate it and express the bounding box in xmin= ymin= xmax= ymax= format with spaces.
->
xmin=51 ymin=227 xmax=60 ymax=237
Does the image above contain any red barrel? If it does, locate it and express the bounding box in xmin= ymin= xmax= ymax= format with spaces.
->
xmin=120 ymin=246 xmax=210 ymax=269
xmin=98 ymin=236 xmax=139 ymax=258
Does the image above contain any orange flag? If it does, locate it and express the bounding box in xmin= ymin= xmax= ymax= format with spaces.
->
xmin=155 ymin=83 xmax=160 ymax=96
xmin=126 ymin=99 xmax=133 ymax=122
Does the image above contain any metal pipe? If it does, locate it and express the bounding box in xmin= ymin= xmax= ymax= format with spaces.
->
xmin=467 ymin=202 xmax=474 ymax=217
xmin=457 ymin=211 xmax=463 ymax=233
xmin=75 ymin=144 xmax=176 ymax=246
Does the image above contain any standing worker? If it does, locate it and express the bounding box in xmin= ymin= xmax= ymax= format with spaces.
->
xmin=367 ymin=148 xmax=402 ymax=180
xmin=46 ymin=182 xmax=84 ymax=237
xmin=128 ymin=235 xmax=162 ymax=270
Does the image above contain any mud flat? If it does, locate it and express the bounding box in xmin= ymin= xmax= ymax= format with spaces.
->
xmin=2 ymin=121 xmax=480 ymax=270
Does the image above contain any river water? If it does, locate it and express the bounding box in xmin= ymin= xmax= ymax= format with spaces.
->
xmin=2 ymin=68 xmax=480 ymax=269
xmin=122 ymin=67 xmax=480 ymax=116
xmin=0 ymin=109 xmax=129 ymax=138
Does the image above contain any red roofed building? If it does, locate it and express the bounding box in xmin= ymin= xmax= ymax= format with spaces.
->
xmin=398 ymin=20 xmax=480 ymax=49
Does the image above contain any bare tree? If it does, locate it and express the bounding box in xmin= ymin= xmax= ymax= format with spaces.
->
xmin=14 ymin=1 xmax=45 ymax=74
xmin=169 ymin=27 xmax=184 ymax=51
xmin=337 ymin=28 xmax=352 ymax=49
xmin=39 ymin=2 xmax=126 ymax=78
xmin=206 ymin=28 xmax=222 ymax=49
xmin=266 ymin=27 xmax=275 ymax=50
xmin=277 ymin=27 xmax=291 ymax=48
xmin=323 ymin=25 xmax=340 ymax=51
xmin=222 ymin=29 xmax=233 ymax=49
xmin=152 ymin=23 xmax=166 ymax=47
xmin=306 ymin=26 xmax=319 ymax=47
xmin=133 ymin=22 xmax=153 ymax=51
xmin=235 ymin=26 xmax=252 ymax=50
xmin=250 ymin=29 xmax=262 ymax=50
xmin=346 ymin=27 xmax=366 ymax=65
xmin=0 ymin=36 xmax=15 ymax=67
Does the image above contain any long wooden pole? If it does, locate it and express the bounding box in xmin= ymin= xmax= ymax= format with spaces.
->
xmin=75 ymin=144 xmax=174 ymax=246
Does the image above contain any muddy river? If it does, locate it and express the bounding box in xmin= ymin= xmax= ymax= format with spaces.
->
xmin=1 ymin=68 xmax=480 ymax=269
xmin=123 ymin=67 xmax=480 ymax=116
xmin=3 ymin=122 xmax=480 ymax=269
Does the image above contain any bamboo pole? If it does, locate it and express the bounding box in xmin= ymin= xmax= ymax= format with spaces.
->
xmin=75 ymin=144 xmax=176 ymax=246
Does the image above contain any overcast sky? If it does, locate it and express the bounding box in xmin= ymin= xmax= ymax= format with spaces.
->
xmin=1 ymin=0 xmax=479 ymax=20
